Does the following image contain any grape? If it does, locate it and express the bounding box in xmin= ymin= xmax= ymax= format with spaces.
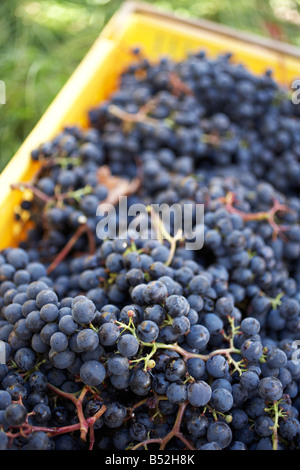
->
xmin=22 ymin=299 xmax=37 ymax=317
xmin=76 ymin=328 xmax=99 ymax=352
xmin=166 ymin=382 xmax=187 ymax=404
xmin=171 ymin=316 xmax=190 ymax=335
xmin=71 ymin=297 xmax=96 ymax=324
xmin=143 ymin=305 xmax=166 ymax=326
xmin=112 ymin=430 xmax=131 ymax=450
xmin=58 ymin=315 xmax=78 ymax=335
xmin=26 ymin=431 xmax=50 ymax=450
xmin=79 ymin=360 xmax=106 ymax=386
xmin=0 ymin=264 xmax=15 ymax=281
xmin=240 ymin=338 xmax=263 ymax=362
xmin=98 ymin=311 xmax=117 ymax=325
xmin=206 ymin=355 xmax=229 ymax=378
xmin=54 ymin=435 xmax=74 ymax=451
xmin=0 ymin=431 xmax=8 ymax=450
xmin=126 ymin=268 xmax=144 ymax=287
xmin=49 ymin=348 xmax=75 ymax=369
xmin=7 ymin=383 xmax=28 ymax=401
xmin=136 ymin=320 xmax=159 ymax=343
xmin=40 ymin=304 xmax=59 ymax=322
xmin=130 ymin=284 xmax=147 ymax=306
xmin=211 ymin=378 xmax=232 ymax=393
xmin=203 ymin=313 xmax=223 ymax=336
xmin=187 ymin=381 xmax=212 ymax=407
xmin=50 ymin=332 xmax=68 ymax=352
xmin=266 ymin=347 xmax=287 ymax=369
xmin=3 ymin=304 xmax=23 ymax=324
xmin=231 ymin=408 xmax=248 ymax=430
xmin=152 ymin=373 xmax=170 ymax=395
xmin=186 ymin=324 xmax=210 ymax=351
xmin=129 ymin=422 xmax=147 ymax=442
xmin=159 ymin=325 xmax=179 ymax=344
xmin=7 ymin=249 xmax=29 ymax=270
xmin=40 ymin=322 xmax=59 ymax=345
xmin=13 ymin=319 xmax=32 ymax=341
xmin=107 ymin=355 xmax=129 ymax=376
xmin=4 ymin=403 xmax=27 ymax=426
xmin=210 ymin=388 xmax=234 ymax=412
xmin=188 ymin=275 xmax=210 ymax=296
xmin=165 ymin=357 xmax=187 ymax=382
xmin=228 ymin=441 xmax=247 ymax=450
xmin=25 ymin=311 xmax=45 ymax=333
xmin=187 ymin=413 xmax=209 ymax=437
xmin=98 ymin=323 xmax=120 ymax=346
xmin=142 ymin=281 xmax=168 ymax=304
xmin=129 ymin=369 xmax=152 ymax=396
xmin=32 ymin=404 xmax=51 ymax=424
xmin=254 ymin=415 xmax=274 ymax=437
xmin=186 ymin=357 xmax=206 ymax=380
xmin=117 ymin=334 xmax=139 ymax=357
xmin=187 ymin=295 xmax=204 ymax=314
xmin=119 ymin=305 xmax=141 ymax=325
xmin=239 ymin=370 xmax=260 ymax=392
xmin=109 ymin=373 xmax=130 ymax=390
xmin=104 ymin=402 xmax=127 ymax=428
xmin=1 ymin=371 xmax=24 ymax=389
xmin=245 ymin=397 xmax=267 ymax=420
xmin=81 ymin=344 xmax=104 ymax=363
xmin=200 ymin=442 xmax=222 ymax=450
xmin=14 ymin=347 xmax=36 ymax=371
xmin=158 ymin=399 xmax=178 ymax=417
xmin=0 ymin=391 xmax=12 ymax=410
xmin=36 ymin=289 xmax=58 ymax=309
xmin=258 ymin=377 xmax=283 ymax=402
xmin=279 ymin=418 xmax=300 ymax=441
xmin=164 ymin=295 xmax=190 ymax=318
xmin=105 ymin=253 xmax=124 ymax=273
xmin=207 ymin=421 xmax=232 ymax=449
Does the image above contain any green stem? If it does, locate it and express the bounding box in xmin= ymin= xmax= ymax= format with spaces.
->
xmin=272 ymin=401 xmax=279 ymax=450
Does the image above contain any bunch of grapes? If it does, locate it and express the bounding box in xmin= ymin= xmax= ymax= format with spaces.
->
xmin=0 ymin=48 xmax=300 ymax=450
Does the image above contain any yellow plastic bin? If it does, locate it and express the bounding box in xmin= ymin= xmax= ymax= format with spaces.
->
xmin=1 ymin=0 xmax=300 ymax=249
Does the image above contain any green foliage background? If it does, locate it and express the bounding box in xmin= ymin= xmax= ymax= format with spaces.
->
xmin=1 ymin=0 xmax=300 ymax=171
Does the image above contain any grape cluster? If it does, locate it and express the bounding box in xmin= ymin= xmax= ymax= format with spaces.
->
xmin=1 ymin=47 xmax=300 ymax=450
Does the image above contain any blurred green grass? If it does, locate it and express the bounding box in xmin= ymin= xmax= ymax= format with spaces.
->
xmin=1 ymin=0 xmax=300 ymax=172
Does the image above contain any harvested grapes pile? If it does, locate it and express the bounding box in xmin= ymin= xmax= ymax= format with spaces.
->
xmin=1 ymin=49 xmax=300 ymax=451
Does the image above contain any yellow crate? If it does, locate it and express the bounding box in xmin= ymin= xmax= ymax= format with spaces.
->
xmin=1 ymin=0 xmax=300 ymax=249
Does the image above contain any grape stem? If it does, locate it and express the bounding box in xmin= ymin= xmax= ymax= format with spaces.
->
xmin=47 ymin=383 xmax=105 ymax=444
xmin=5 ymin=384 xmax=106 ymax=450
xmin=219 ymin=191 xmax=292 ymax=240
xmin=271 ymin=401 xmax=279 ymax=451
xmin=146 ymin=205 xmax=183 ymax=266
xmin=131 ymin=400 xmax=194 ymax=450
xmin=108 ymin=99 xmax=158 ymax=126
xmin=265 ymin=399 xmax=288 ymax=451
xmin=117 ymin=315 xmax=242 ymax=370
xmin=168 ymin=72 xmax=194 ymax=97
xmin=10 ymin=182 xmax=93 ymax=206
xmin=145 ymin=340 xmax=240 ymax=363
xmin=11 ymin=182 xmax=53 ymax=203
xmin=46 ymin=222 xmax=96 ymax=275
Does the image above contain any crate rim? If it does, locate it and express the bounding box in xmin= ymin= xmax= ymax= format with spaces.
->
xmin=110 ymin=1 xmax=300 ymax=60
